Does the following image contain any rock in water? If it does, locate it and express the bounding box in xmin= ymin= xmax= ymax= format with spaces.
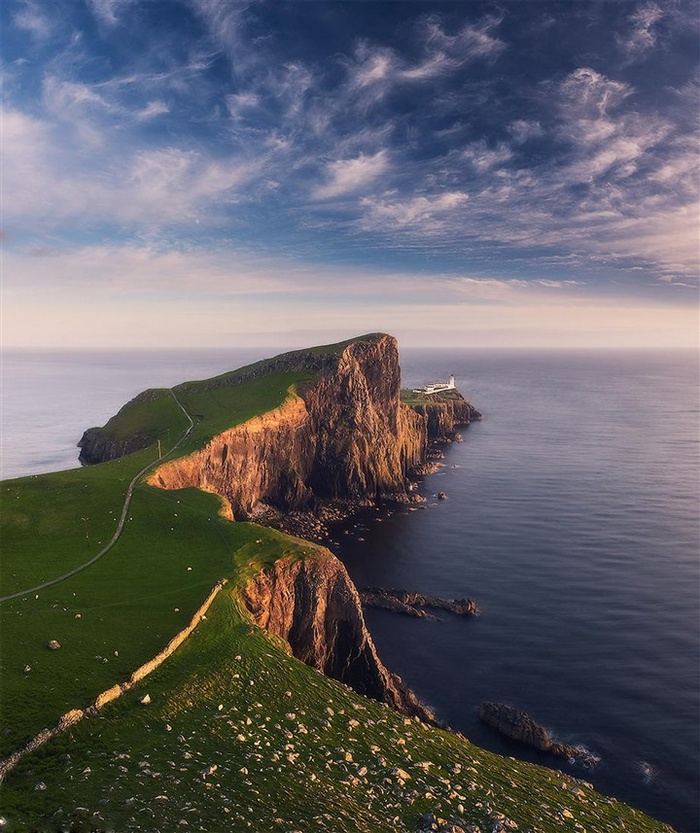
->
xmin=478 ymin=702 xmax=555 ymax=753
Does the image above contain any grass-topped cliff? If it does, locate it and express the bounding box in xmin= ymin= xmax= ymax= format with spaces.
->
xmin=0 ymin=334 xmax=674 ymax=832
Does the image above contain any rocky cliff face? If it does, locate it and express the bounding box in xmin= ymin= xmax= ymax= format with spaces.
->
xmin=147 ymin=334 xmax=477 ymax=519
xmin=410 ymin=397 xmax=480 ymax=442
xmin=240 ymin=553 xmax=434 ymax=722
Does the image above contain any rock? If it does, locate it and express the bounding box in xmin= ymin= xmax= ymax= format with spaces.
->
xmin=241 ymin=556 xmax=434 ymax=723
xmin=437 ymin=491 xmax=447 ymax=500
xmin=478 ymin=702 xmax=584 ymax=762
xmin=360 ymin=588 xmax=477 ymax=618
xmin=47 ymin=640 xmax=61 ymax=650
xmin=138 ymin=694 xmax=152 ymax=706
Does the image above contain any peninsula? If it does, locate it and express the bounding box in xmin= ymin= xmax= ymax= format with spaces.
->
xmin=0 ymin=334 xmax=675 ymax=832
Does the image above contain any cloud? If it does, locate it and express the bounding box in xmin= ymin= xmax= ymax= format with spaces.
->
xmin=312 ymin=151 xmax=389 ymax=200
xmin=617 ymin=2 xmax=664 ymax=60
xmin=0 ymin=106 xmax=262 ymax=229
xmin=345 ymin=12 xmax=504 ymax=100
xmin=558 ymin=68 xmax=631 ymax=117
xmin=451 ymin=277 xmax=581 ymax=300
xmin=463 ymin=140 xmax=513 ymax=172
xmin=360 ymin=191 xmax=468 ymax=230
xmin=422 ymin=15 xmax=505 ymax=62
xmin=134 ymin=100 xmax=169 ymax=120
xmin=12 ymin=1 xmax=54 ymax=39
xmin=508 ymin=119 xmax=544 ymax=143
xmin=87 ymin=0 xmax=135 ymax=26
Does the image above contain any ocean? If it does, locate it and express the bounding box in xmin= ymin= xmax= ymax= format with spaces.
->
xmin=1 ymin=347 xmax=698 ymax=831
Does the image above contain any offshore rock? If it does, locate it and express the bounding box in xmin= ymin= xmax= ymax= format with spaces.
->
xmin=360 ymin=589 xmax=477 ymax=618
xmin=240 ymin=553 xmax=435 ymax=723
xmin=478 ymin=702 xmax=582 ymax=761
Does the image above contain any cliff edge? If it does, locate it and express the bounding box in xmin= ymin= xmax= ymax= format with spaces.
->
xmin=240 ymin=553 xmax=434 ymax=722
xmin=142 ymin=333 xmax=479 ymax=519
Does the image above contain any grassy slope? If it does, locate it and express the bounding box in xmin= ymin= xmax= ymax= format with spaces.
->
xmin=0 ymin=341 xmax=675 ymax=832
xmin=1 ymin=592 xmax=671 ymax=832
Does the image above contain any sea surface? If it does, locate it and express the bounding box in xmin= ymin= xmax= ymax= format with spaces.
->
xmin=2 ymin=347 xmax=698 ymax=831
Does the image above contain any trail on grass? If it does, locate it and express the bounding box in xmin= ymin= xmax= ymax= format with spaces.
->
xmin=0 ymin=390 xmax=195 ymax=604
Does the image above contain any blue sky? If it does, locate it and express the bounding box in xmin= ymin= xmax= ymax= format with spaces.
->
xmin=2 ymin=0 xmax=698 ymax=348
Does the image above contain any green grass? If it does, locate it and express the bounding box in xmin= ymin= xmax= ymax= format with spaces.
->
xmin=1 ymin=592 xmax=673 ymax=832
xmin=85 ymin=389 xmax=187 ymax=445
xmin=173 ymin=372 xmax=314 ymax=456
xmin=0 ymin=451 xmax=156 ymax=597
xmin=0 ymin=480 xmax=316 ymax=761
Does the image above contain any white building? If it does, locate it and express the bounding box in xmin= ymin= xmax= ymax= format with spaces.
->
xmin=413 ymin=374 xmax=456 ymax=395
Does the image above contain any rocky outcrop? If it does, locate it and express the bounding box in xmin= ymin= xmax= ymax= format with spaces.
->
xmin=478 ymin=702 xmax=591 ymax=764
xmin=409 ymin=393 xmax=481 ymax=442
xmin=78 ymin=389 xmax=166 ymax=464
xmin=360 ymin=589 xmax=477 ymax=618
xmin=240 ymin=553 xmax=434 ymax=722
xmin=145 ymin=334 xmax=478 ymax=519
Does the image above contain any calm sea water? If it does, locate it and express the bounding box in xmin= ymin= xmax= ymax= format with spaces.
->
xmin=1 ymin=348 xmax=698 ymax=830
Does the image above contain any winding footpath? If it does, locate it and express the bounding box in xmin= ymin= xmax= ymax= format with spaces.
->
xmin=0 ymin=390 xmax=194 ymax=604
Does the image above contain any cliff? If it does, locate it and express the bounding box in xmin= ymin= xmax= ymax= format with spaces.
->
xmin=239 ymin=553 xmax=434 ymax=722
xmin=409 ymin=396 xmax=479 ymax=442
xmin=144 ymin=334 xmax=479 ymax=519
xmin=78 ymin=389 xmax=170 ymax=464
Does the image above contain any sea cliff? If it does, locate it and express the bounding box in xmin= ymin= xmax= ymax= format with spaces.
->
xmin=239 ymin=553 xmax=434 ymax=722
xmin=141 ymin=334 xmax=479 ymax=518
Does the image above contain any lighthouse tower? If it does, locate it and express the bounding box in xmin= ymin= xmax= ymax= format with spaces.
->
xmin=448 ymin=374 xmax=456 ymax=389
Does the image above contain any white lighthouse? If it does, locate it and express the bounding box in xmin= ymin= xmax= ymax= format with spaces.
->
xmin=413 ymin=374 xmax=457 ymax=395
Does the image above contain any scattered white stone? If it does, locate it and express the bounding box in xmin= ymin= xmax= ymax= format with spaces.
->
xmin=138 ymin=694 xmax=151 ymax=705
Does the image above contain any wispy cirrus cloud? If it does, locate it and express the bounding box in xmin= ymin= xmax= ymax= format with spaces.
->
xmin=312 ymin=151 xmax=389 ymax=200
xmin=87 ymin=0 xmax=136 ymax=27
xmin=12 ymin=0 xmax=54 ymax=39
xmin=359 ymin=191 xmax=469 ymax=231
xmin=617 ymin=2 xmax=664 ymax=60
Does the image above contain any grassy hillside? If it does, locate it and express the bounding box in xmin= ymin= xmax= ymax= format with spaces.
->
xmin=0 ymin=344 xmax=675 ymax=832
xmin=1 ymin=587 xmax=673 ymax=832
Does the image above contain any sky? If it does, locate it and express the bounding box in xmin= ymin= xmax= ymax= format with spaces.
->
xmin=2 ymin=0 xmax=698 ymax=349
